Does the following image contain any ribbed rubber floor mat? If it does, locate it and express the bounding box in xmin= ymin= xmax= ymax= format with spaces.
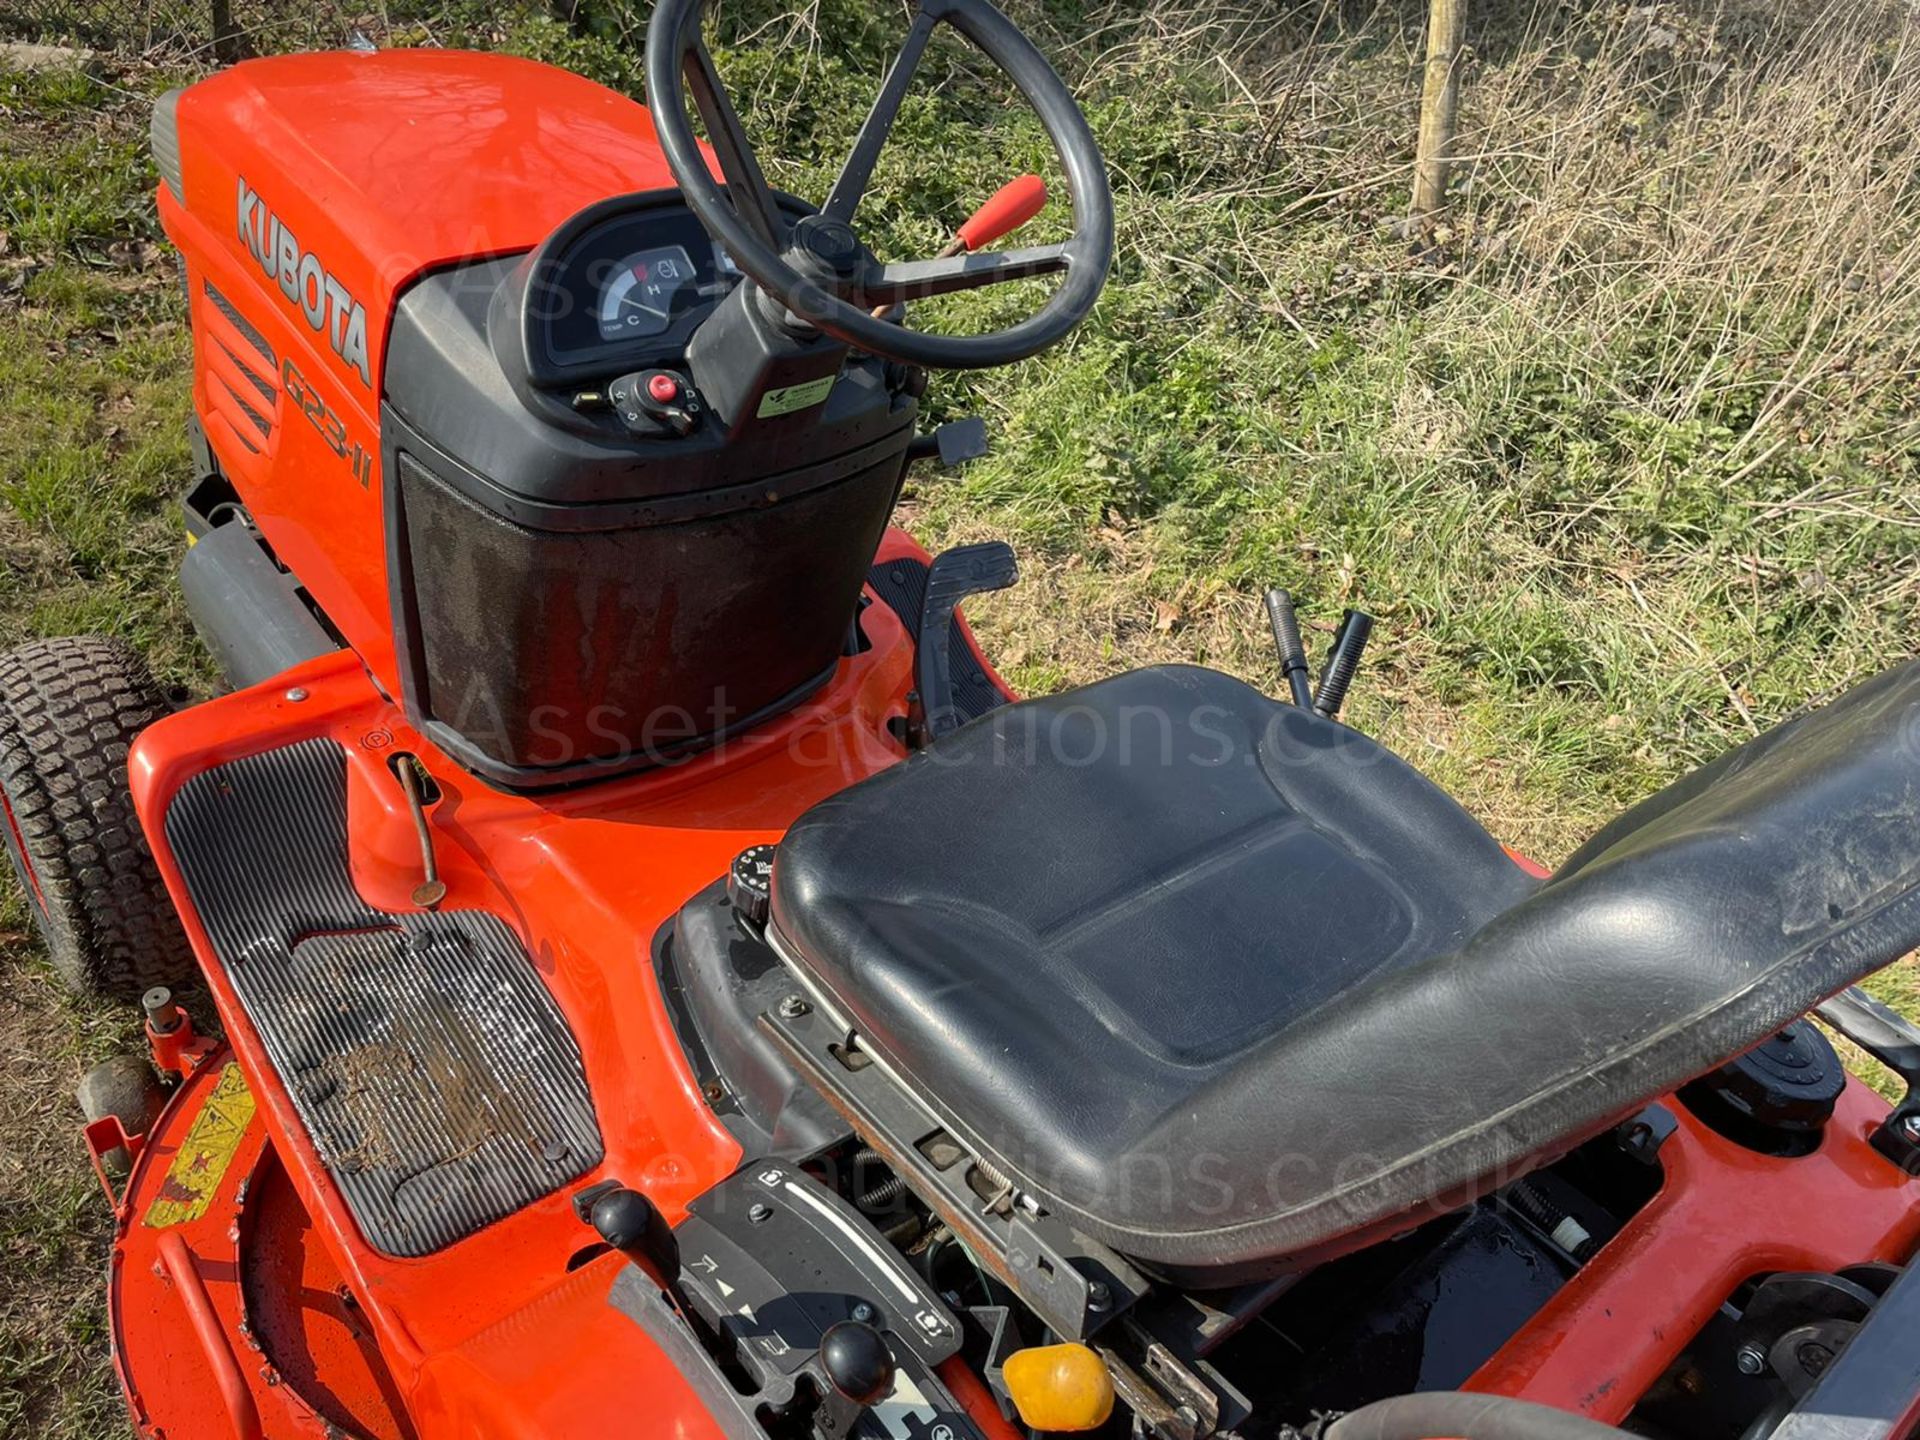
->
xmin=867 ymin=557 xmax=1010 ymax=724
xmin=164 ymin=739 xmax=601 ymax=1256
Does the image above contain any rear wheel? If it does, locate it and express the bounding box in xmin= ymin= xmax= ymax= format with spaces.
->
xmin=0 ymin=636 xmax=196 ymax=1000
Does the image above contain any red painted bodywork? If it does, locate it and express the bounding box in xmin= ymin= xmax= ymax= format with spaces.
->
xmin=118 ymin=528 xmax=963 ymax=1437
xmin=118 ymin=43 xmax=1919 ymax=1440
xmin=114 ymin=525 xmax=1920 ymax=1437
xmin=112 ymin=1047 xmax=415 ymax=1440
xmin=1467 ymin=1089 xmax=1920 ymax=1422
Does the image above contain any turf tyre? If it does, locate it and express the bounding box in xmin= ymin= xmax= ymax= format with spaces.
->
xmin=0 ymin=636 xmax=195 ymax=1000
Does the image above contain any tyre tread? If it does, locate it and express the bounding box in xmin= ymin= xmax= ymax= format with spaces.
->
xmin=0 ymin=636 xmax=194 ymax=999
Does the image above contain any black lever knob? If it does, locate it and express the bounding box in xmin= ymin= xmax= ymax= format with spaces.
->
xmin=1264 ymin=588 xmax=1314 ymax=709
xmin=819 ymin=1321 xmax=896 ymax=1406
xmin=590 ymin=1186 xmax=682 ymax=1292
xmin=1313 ymin=609 xmax=1374 ymax=719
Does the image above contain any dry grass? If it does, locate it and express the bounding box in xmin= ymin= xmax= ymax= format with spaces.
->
xmin=0 ymin=930 xmax=141 ymax=1436
xmin=881 ymin=0 xmax=1920 ymax=856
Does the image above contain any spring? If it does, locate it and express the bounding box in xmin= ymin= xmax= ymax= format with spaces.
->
xmin=972 ymin=1154 xmax=1011 ymax=1192
xmin=850 ymin=1147 xmax=906 ymax=1211
xmin=859 ymin=1175 xmax=909 ymax=1210
xmin=1506 ymin=1178 xmax=1597 ymax=1260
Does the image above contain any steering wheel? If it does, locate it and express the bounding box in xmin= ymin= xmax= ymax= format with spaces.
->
xmin=644 ymin=0 xmax=1114 ymax=370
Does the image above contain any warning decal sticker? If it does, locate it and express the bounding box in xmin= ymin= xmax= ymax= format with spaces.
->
xmin=143 ymin=1063 xmax=256 ymax=1229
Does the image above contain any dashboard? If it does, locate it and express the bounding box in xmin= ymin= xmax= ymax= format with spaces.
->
xmin=514 ymin=190 xmax=809 ymax=388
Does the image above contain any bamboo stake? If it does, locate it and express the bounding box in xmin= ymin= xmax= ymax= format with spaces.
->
xmin=1410 ymin=0 xmax=1466 ymax=225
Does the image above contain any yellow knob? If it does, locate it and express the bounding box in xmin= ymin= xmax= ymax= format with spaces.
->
xmin=1001 ymin=1343 xmax=1116 ymax=1432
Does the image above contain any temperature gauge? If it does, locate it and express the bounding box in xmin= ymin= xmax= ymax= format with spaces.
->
xmin=597 ymin=245 xmax=698 ymax=341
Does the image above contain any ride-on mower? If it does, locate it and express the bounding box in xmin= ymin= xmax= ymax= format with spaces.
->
xmin=7 ymin=2 xmax=1920 ymax=1437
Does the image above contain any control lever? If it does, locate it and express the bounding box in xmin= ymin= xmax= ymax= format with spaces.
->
xmin=392 ymin=755 xmax=446 ymax=910
xmin=954 ymin=174 xmax=1050 ymax=254
xmin=1815 ymin=986 xmax=1920 ymax=1171
xmin=904 ymin=417 xmax=989 ymax=467
xmin=810 ymin=1321 xmax=898 ymax=1439
xmin=1264 ymin=588 xmax=1314 ymax=708
xmin=583 ymin=1183 xmax=696 ymax=1313
xmin=873 ymin=175 xmax=1050 ymax=317
xmin=1313 ymin=609 xmax=1375 ymax=720
xmin=911 ymin=541 xmax=1018 ymax=744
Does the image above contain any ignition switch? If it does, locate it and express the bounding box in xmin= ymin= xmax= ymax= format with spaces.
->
xmin=610 ymin=368 xmax=703 ymax=437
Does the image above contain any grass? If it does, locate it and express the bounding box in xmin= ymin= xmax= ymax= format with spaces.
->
xmin=0 ymin=58 xmax=205 ymax=1437
xmin=2 ymin=0 xmax=1920 ymax=1431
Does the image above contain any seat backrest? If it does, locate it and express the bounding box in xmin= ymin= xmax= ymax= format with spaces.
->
xmin=1556 ymin=658 xmax=1920 ymax=900
xmin=1157 ymin=657 xmax=1920 ymax=1272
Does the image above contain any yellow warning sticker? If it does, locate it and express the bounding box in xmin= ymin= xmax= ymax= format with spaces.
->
xmin=143 ymin=1063 xmax=256 ymax=1229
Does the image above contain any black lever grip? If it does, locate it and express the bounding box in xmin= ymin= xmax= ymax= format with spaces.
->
xmin=1264 ymin=588 xmax=1314 ymax=709
xmin=819 ymin=1321 xmax=896 ymax=1405
xmin=590 ymin=1185 xmax=685 ymax=1299
xmin=1313 ymin=609 xmax=1374 ymax=719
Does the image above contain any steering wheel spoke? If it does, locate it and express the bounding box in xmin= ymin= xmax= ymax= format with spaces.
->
xmin=681 ymin=36 xmax=786 ymax=250
xmin=823 ymin=7 xmax=939 ymax=226
xmin=647 ymin=0 xmax=1112 ymax=369
xmin=859 ymin=243 xmax=1072 ymax=307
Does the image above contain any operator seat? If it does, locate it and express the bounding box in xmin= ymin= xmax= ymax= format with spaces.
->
xmin=769 ymin=661 xmax=1920 ymax=1277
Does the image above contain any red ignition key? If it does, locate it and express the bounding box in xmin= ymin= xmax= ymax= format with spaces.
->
xmin=647 ymin=373 xmax=680 ymax=403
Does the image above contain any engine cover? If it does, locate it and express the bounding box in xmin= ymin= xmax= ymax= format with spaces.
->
xmin=154 ymin=51 xmax=702 ymax=718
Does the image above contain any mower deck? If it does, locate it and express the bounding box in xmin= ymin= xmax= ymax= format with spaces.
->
xmin=110 ymin=1050 xmax=419 ymax=1440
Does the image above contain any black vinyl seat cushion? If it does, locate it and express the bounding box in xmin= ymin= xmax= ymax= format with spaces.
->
xmin=771 ymin=661 xmax=1920 ymax=1275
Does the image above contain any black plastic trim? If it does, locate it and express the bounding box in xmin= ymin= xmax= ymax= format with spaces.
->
xmin=381 ymin=442 xmax=855 ymax=793
xmin=204 ymin=279 xmax=277 ymax=368
xmin=178 ymin=520 xmax=340 ymax=688
xmin=867 ymin=556 xmax=1010 ymax=725
xmin=505 ymin=188 xmax=818 ymax=389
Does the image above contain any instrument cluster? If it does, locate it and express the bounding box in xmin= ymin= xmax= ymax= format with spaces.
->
xmin=518 ymin=190 xmax=808 ymax=388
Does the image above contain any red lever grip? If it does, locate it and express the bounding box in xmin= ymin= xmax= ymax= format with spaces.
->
xmin=955 ymin=174 xmax=1049 ymax=252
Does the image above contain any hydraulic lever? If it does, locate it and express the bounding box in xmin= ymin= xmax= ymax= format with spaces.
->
xmin=1265 ymin=590 xmax=1376 ymax=719
xmin=1313 ymin=609 xmax=1375 ymax=720
xmin=1264 ymin=588 xmax=1314 ymax=708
